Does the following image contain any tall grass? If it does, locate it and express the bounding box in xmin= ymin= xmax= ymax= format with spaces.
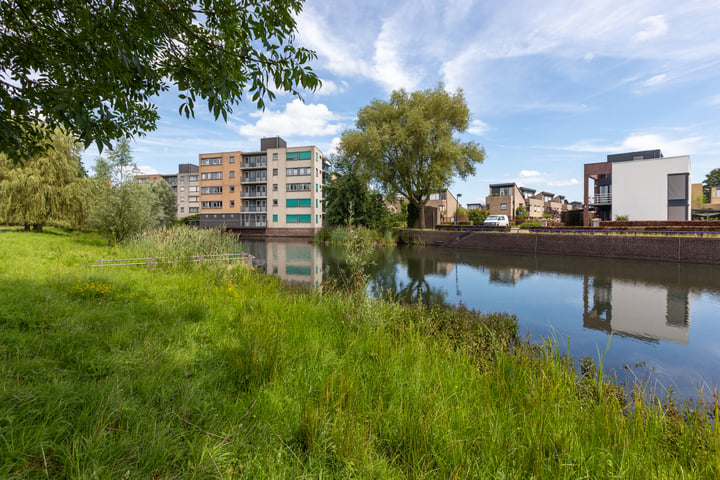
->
xmin=1 ymin=228 xmax=718 ymax=478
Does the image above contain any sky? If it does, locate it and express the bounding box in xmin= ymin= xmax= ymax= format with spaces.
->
xmin=82 ymin=0 xmax=720 ymax=205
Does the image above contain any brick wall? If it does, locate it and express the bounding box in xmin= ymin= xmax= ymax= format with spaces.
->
xmin=406 ymin=230 xmax=720 ymax=265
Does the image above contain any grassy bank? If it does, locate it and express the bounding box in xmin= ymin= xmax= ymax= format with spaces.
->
xmin=1 ymin=228 xmax=718 ymax=479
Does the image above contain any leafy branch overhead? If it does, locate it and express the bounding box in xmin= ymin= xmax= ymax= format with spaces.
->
xmin=0 ymin=0 xmax=321 ymax=160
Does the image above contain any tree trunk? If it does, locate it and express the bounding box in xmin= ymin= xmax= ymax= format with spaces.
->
xmin=418 ymin=203 xmax=426 ymax=229
xmin=33 ymin=224 xmax=43 ymax=233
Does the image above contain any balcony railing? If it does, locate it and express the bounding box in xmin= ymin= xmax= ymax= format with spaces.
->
xmin=592 ymin=193 xmax=612 ymax=205
xmin=241 ymin=206 xmax=267 ymax=213
xmin=242 ymin=175 xmax=267 ymax=183
xmin=240 ymin=221 xmax=267 ymax=228
xmin=243 ymin=160 xmax=267 ymax=168
xmin=240 ymin=191 xmax=267 ymax=198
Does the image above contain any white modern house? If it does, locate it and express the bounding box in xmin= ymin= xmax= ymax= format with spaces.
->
xmin=583 ymin=150 xmax=691 ymax=225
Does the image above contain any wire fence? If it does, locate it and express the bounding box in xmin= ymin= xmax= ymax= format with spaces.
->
xmin=87 ymin=253 xmax=254 ymax=268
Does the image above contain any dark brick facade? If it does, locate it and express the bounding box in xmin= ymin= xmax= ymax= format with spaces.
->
xmin=405 ymin=230 xmax=720 ymax=265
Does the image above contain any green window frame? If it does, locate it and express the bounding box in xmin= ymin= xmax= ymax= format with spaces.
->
xmin=272 ymin=214 xmax=278 ymax=222
xmin=299 ymin=151 xmax=312 ymax=160
xmin=286 ymin=215 xmax=298 ymax=223
xmin=298 ymin=198 xmax=311 ymax=207
xmin=298 ymin=214 xmax=312 ymax=223
xmin=286 ymin=199 xmax=298 ymax=208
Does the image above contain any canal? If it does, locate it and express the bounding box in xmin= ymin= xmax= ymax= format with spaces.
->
xmin=240 ymin=239 xmax=720 ymax=399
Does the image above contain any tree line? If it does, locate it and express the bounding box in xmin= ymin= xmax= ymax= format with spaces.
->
xmin=0 ymin=130 xmax=176 ymax=241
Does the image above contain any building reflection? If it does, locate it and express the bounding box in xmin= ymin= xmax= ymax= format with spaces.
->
xmin=583 ymin=277 xmax=690 ymax=344
xmin=243 ymin=240 xmax=323 ymax=288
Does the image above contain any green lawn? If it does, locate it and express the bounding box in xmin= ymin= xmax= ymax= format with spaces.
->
xmin=1 ymin=228 xmax=718 ymax=479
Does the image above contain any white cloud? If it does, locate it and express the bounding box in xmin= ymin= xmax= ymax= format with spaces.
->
xmin=641 ymin=73 xmax=668 ymax=88
xmin=468 ymin=119 xmax=490 ymax=135
xmin=635 ymin=15 xmax=668 ymax=42
xmin=235 ymin=99 xmax=343 ymax=138
xmin=567 ymin=133 xmax=707 ymax=157
xmin=136 ymin=165 xmax=161 ymax=175
xmin=708 ymin=94 xmax=720 ymax=106
xmin=548 ymin=178 xmax=579 ymax=187
xmin=316 ymin=79 xmax=349 ymax=96
xmin=520 ymin=170 xmax=541 ymax=178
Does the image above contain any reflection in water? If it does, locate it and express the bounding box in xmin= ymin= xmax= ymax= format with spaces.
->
xmin=241 ymin=240 xmax=720 ymax=398
xmin=584 ymin=279 xmax=690 ymax=344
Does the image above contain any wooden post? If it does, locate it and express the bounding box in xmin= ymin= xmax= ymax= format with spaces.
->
xmin=98 ymin=259 xmax=104 ymax=266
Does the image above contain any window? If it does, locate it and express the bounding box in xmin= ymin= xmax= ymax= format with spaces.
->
xmin=180 ymin=207 xmax=184 ymax=213
xmin=667 ymin=173 xmax=688 ymax=201
xmin=179 ymin=176 xmax=185 ymax=183
xmin=201 ymin=157 xmax=222 ymax=165
xmin=229 ymin=171 xmax=235 ymax=178
xmin=229 ymin=156 xmax=235 ymax=163
xmin=272 ymin=184 xmax=278 ymax=191
xmin=287 ymin=167 xmax=311 ymax=176
xmin=286 ymin=215 xmax=297 ymax=223
xmin=189 ymin=175 xmax=198 ymax=182
xmin=273 ymin=168 xmax=278 ymax=176
xmin=229 ymin=185 xmax=235 ymax=193
xmin=286 ymin=183 xmax=311 ymax=191
xmin=201 ymin=172 xmax=222 ymax=180
xmin=316 ymin=183 xmax=319 ymax=192
xmin=189 ymin=196 xmax=199 ymax=202
xmin=189 ymin=186 xmax=198 ymax=192
xmin=189 ymin=207 xmax=198 ymax=213
xmin=273 ymin=199 xmax=278 ymax=206
xmin=229 ymin=200 xmax=235 ymax=207
xmin=500 ymin=203 xmax=508 ymax=210
xmin=298 ymin=214 xmax=312 ymax=223
xmin=286 ymin=150 xmax=312 ymax=161
xmin=201 ymin=186 xmax=222 ymax=194
xmin=201 ymin=201 xmax=223 ymax=208
xmin=273 ymin=214 xmax=278 ymax=222
xmin=272 ymin=153 xmax=278 ymax=160
xmin=316 ymin=214 xmax=319 ymax=224
xmin=286 ymin=198 xmax=312 ymax=208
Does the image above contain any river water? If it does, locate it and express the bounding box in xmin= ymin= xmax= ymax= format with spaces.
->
xmin=240 ymin=239 xmax=720 ymax=399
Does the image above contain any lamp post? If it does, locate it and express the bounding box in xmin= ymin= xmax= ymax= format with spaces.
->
xmin=455 ymin=193 xmax=462 ymax=226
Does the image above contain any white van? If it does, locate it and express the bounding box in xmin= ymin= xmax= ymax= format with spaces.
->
xmin=482 ymin=215 xmax=510 ymax=227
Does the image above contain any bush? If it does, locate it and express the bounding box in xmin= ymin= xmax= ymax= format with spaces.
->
xmin=519 ymin=221 xmax=542 ymax=228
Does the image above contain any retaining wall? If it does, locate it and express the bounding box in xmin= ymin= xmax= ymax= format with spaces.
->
xmin=403 ymin=230 xmax=720 ymax=265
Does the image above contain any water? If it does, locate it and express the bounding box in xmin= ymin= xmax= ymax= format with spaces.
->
xmin=240 ymin=239 xmax=720 ymax=399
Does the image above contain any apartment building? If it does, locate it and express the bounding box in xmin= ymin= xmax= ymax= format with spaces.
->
xmin=485 ymin=183 xmax=562 ymax=221
xmin=134 ymin=163 xmax=199 ymax=219
xmin=583 ymin=150 xmax=691 ymax=225
xmin=198 ymin=137 xmax=330 ymax=235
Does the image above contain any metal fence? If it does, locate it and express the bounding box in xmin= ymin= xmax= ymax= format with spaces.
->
xmin=88 ymin=253 xmax=254 ymax=268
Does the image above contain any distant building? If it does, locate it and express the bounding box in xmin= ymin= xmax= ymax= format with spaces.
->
xmin=583 ymin=150 xmax=691 ymax=225
xmin=466 ymin=203 xmax=485 ymax=210
xmin=134 ymin=163 xmax=199 ymax=219
xmin=198 ymin=137 xmax=331 ymax=236
xmin=691 ymin=183 xmax=720 ymax=219
xmin=485 ymin=183 xmax=564 ymax=221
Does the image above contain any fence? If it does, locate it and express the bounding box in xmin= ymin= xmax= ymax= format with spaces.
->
xmin=88 ymin=253 xmax=254 ymax=268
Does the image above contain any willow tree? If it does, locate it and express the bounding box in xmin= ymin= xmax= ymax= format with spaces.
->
xmin=340 ymin=85 xmax=485 ymax=228
xmin=0 ymin=129 xmax=88 ymax=231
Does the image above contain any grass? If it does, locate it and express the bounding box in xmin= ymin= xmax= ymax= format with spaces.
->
xmin=1 ymin=227 xmax=719 ymax=479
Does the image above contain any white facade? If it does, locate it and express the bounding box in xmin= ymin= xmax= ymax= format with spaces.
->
xmin=612 ymin=155 xmax=691 ymax=221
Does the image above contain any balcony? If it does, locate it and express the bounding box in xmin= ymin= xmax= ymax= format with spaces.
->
xmin=241 ymin=206 xmax=267 ymax=213
xmin=240 ymin=221 xmax=267 ymax=228
xmin=240 ymin=191 xmax=267 ymax=198
xmin=242 ymin=175 xmax=267 ymax=184
xmin=243 ymin=160 xmax=267 ymax=168
xmin=592 ymin=193 xmax=612 ymax=205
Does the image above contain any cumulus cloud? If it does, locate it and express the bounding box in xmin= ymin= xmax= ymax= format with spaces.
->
xmin=235 ymin=99 xmax=343 ymax=138
xmin=635 ymin=15 xmax=668 ymax=42
xmin=316 ymin=79 xmax=349 ymax=96
xmin=520 ymin=170 xmax=541 ymax=178
xmin=468 ymin=119 xmax=490 ymax=135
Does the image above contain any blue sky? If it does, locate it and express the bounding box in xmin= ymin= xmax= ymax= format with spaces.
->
xmin=82 ymin=0 xmax=720 ymax=205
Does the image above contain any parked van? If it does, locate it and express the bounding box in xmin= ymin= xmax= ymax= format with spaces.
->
xmin=482 ymin=214 xmax=510 ymax=227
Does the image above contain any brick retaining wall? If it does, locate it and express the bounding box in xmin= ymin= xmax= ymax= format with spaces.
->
xmin=404 ymin=230 xmax=720 ymax=265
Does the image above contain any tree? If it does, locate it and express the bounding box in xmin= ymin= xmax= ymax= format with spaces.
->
xmin=88 ymin=138 xmax=170 ymax=242
xmin=0 ymin=129 xmax=89 ymax=231
xmin=339 ymin=85 xmax=485 ymax=228
xmin=0 ymin=0 xmax=320 ymax=161
xmin=703 ymin=168 xmax=720 ymax=203
xmin=324 ymin=168 xmax=397 ymax=231
xmin=468 ymin=208 xmax=489 ymax=225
